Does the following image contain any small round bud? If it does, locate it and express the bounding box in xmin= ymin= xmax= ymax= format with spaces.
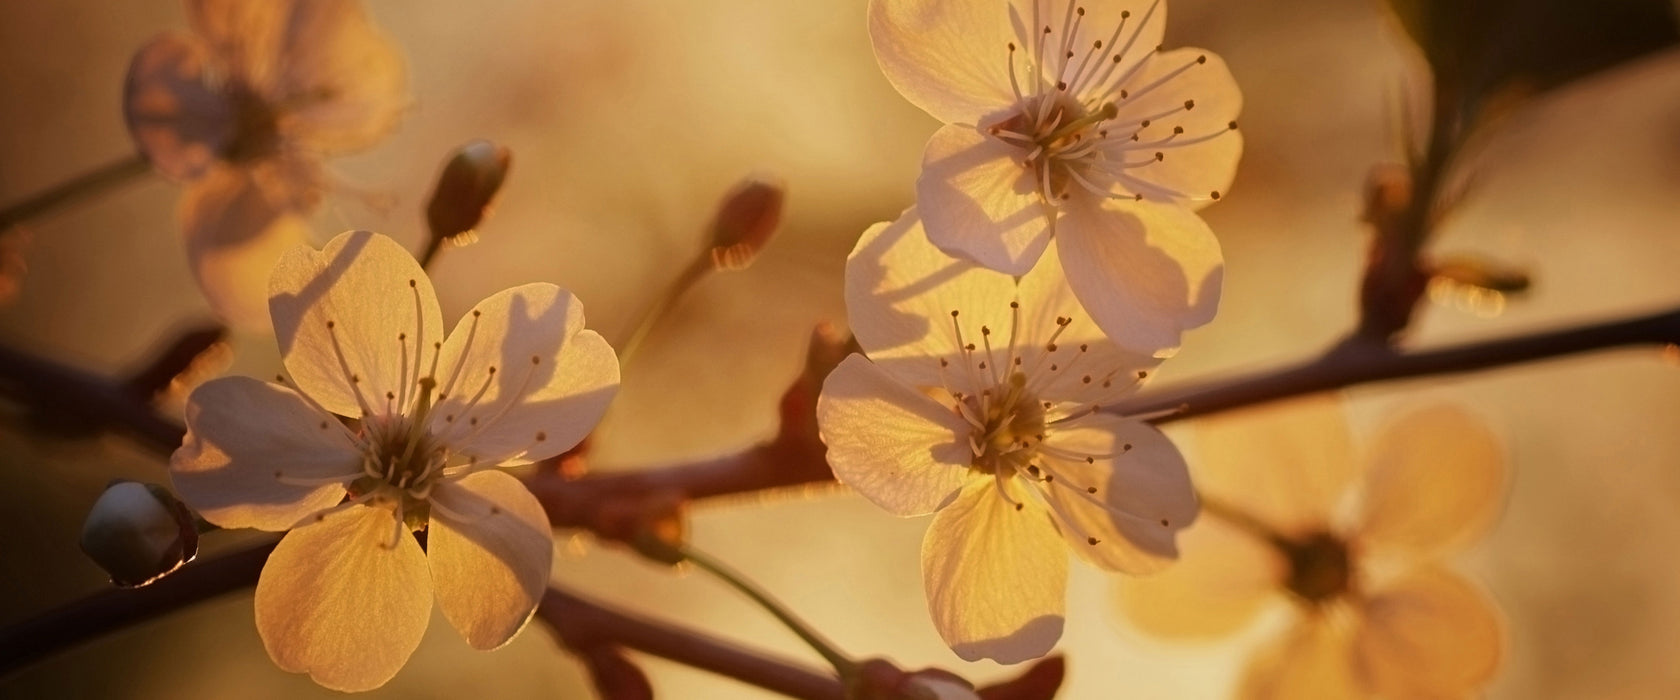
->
xmin=707 ymin=177 xmax=784 ymax=271
xmin=425 ymin=139 xmax=513 ymax=245
xmin=79 ymin=481 xmax=199 ymax=588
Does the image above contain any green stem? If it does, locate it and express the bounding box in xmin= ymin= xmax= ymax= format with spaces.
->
xmin=680 ymin=544 xmax=856 ymax=678
xmin=617 ymin=253 xmax=714 ymax=365
xmin=0 ymin=154 xmax=151 ymax=230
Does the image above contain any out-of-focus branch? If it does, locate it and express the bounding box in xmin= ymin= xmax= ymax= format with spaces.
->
xmin=0 ymin=341 xmax=186 ymax=451
xmin=0 ymin=154 xmax=151 ymax=232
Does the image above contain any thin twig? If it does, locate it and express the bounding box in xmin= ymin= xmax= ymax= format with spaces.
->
xmin=1106 ymin=306 xmax=1680 ymax=423
xmin=0 ymin=154 xmax=151 ymax=231
xmin=0 ymin=541 xmax=277 ymax=677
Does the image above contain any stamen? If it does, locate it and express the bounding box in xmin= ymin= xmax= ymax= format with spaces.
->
xmin=1117 ymin=54 xmax=1202 ymax=108
xmin=396 ymin=332 xmax=410 ymax=410
xmin=993 ymin=469 xmax=1025 ymax=511
xmin=440 ymin=310 xmax=483 ymax=400
xmin=1085 ymin=0 xmax=1161 ymax=97
xmin=405 ymin=279 xmax=428 ymax=411
xmin=443 ymin=355 xmax=545 ymax=447
xmin=324 ymin=321 xmax=378 ymax=418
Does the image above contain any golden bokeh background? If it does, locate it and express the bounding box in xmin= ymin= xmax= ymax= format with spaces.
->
xmin=2 ymin=0 xmax=1679 ymax=697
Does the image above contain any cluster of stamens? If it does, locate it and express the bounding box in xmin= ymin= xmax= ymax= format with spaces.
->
xmin=936 ymin=300 xmax=1167 ymax=549
xmin=988 ymin=0 xmax=1237 ymax=203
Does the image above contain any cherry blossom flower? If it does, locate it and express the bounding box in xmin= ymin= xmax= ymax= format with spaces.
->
xmin=1117 ymin=396 xmax=1506 ymax=699
xmin=170 ymin=230 xmax=618 ymax=691
xmin=125 ymin=0 xmax=407 ymax=329
xmin=869 ymin=0 xmax=1240 ymax=355
xmin=817 ymin=208 xmax=1198 ymax=663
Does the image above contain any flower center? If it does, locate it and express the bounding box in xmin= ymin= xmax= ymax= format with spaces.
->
xmin=1279 ymin=530 xmax=1355 ymax=604
xmin=963 ymin=372 xmax=1047 ymax=475
xmin=349 ymin=377 xmax=447 ymax=531
xmin=223 ymin=84 xmax=282 ymax=164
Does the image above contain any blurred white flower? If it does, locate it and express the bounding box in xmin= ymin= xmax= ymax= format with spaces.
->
xmin=125 ymin=0 xmax=407 ymax=330
xmin=1117 ymin=396 xmax=1506 ymax=699
xmin=170 ymin=230 xmax=619 ymax=691
xmin=817 ymin=209 xmax=1197 ymax=663
xmin=869 ymin=0 xmax=1240 ymax=354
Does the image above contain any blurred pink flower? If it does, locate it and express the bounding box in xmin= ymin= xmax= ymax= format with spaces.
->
xmin=817 ymin=208 xmax=1197 ymax=664
xmin=124 ymin=0 xmax=407 ymax=330
xmin=869 ymin=0 xmax=1240 ymax=355
xmin=1117 ymin=396 xmax=1506 ymax=699
xmin=171 ymin=231 xmax=619 ymax=691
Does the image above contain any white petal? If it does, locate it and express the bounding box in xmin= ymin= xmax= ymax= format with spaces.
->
xmin=867 ymin=0 xmax=1015 ymax=125
xmin=270 ymin=0 xmax=409 ymax=155
xmin=1056 ymin=196 xmax=1223 ymax=357
xmin=918 ymin=125 xmax=1053 ymax=276
xmin=816 ymin=354 xmax=974 ymax=517
xmin=179 ymin=168 xmax=314 ymax=332
xmin=186 ymin=0 xmax=287 ymax=88
xmin=1115 ymin=518 xmax=1282 ymax=640
xmin=922 ymin=480 xmax=1067 ymax=663
xmin=1039 ymin=415 xmax=1197 ymax=574
xmin=1354 ymin=566 xmax=1503 ymax=697
xmin=255 ymin=504 xmax=432 ymax=692
xmin=122 ymin=32 xmax=231 ymax=182
xmin=269 ymin=230 xmax=444 ymax=420
xmin=1237 ymin=615 xmax=1364 ymax=700
xmin=171 ymin=376 xmax=360 ymax=531
xmin=1356 ymin=404 xmax=1505 ymax=558
xmin=843 ymin=208 xmax=1018 ymax=392
xmin=1103 ymin=50 xmax=1243 ymax=208
xmin=1014 ymin=238 xmax=1159 ymax=405
xmin=427 ymin=284 xmax=619 ymax=465
xmin=428 ymin=470 xmax=554 ymax=650
xmin=1192 ymin=394 xmax=1360 ymax=538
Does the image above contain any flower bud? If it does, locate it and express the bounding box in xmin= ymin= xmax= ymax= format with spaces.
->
xmin=426 ymin=139 xmax=512 ymax=245
xmin=79 ymin=481 xmax=199 ymax=587
xmin=707 ymin=177 xmax=784 ymax=271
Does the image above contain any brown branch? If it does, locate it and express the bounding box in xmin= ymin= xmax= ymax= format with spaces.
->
xmin=539 ymin=588 xmax=843 ymax=700
xmin=0 ymin=541 xmax=845 ymax=699
xmin=0 ymin=541 xmax=277 ymax=677
xmin=1108 ymin=305 xmax=1680 ymax=424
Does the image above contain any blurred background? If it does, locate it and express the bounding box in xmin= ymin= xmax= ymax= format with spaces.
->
xmin=2 ymin=0 xmax=1679 ymax=697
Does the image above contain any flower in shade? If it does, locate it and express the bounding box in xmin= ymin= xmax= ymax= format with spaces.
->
xmin=170 ymin=230 xmax=618 ymax=691
xmin=125 ymin=0 xmax=407 ymax=329
xmin=869 ymin=0 xmax=1240 ymax=355
xmin=1116 ymin=395 xmax=1506 ymax=699
xmin=817 ymin=208 xmax=1198 ymax=663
